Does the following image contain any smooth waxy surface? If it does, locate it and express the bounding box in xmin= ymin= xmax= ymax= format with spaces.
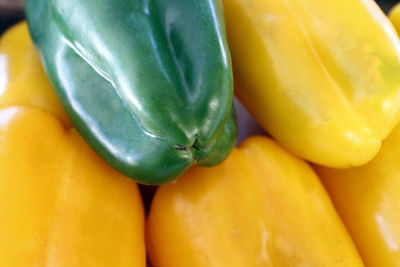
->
xmin=26 ymin=0 xmax=236 ymax=184
xmin=390 ymin=3 xmax=400 ymax=35
xmin=0 ymin=106 xmax=145 ymax=267
xmin=0 ymin=24 xmax=145 ymax=267
xmin=316 ymin=122 xmax=400 ymax=266
xmin=314 ymin=11 xmax=400 ymax=266
xmin=147 ymin=136 xmax=363 ymax=267
xmin=223 ymin=0 xmax=400 ymax=168
xmin=0 ymin=22 xmax=70 ymax=126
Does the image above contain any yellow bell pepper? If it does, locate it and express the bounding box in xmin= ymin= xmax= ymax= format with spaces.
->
xmin=389 ymin=3 xmax=400 ymax=34
xmin=0 ymin=23 xmax=145 ymax=266
xmin=0 ymin=22 xmax=70 ymax=127
xmin=315 ymin=123 xmax=400 ymax=267
xmin=313 ymin=9 xmax=400 ymax=266
xmin=222 ymin=0 xmax=400 ymax=168
xmin=147 ymin=136 xmax=363 ymax=267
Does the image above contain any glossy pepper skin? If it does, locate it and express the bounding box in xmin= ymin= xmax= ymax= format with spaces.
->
xmin=313 ymin=11 xmax=400 ymax=266
xmin=222 ymin=0 xmax=400 ymax=168
xmin=389 ymin=3 xmax=400 ymax=35
xmin=25 ymin=0 xmax=237 ymax=184
xmin=147 ymin=136 xmax=363 ymax=267
xmin=315 ymin=123 xmax=400 ymax=266
xmin=0 ymin=23 xmax=145 ymax=267
xmin=0 ymin=22 xmax=70 ymax=127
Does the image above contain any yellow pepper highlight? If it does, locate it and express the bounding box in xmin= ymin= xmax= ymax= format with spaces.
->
xmin=0 ymin=22 xmax=70 ymax=126
xmin=316 ymin=122 xmax=400 ymax=267
xmin=222 ymin=0 xmax=400 ymax=168
xmin=313 ymin=8 xmax=400 ymax=266
xmin=147 ymin=136 xmax=363 ymax=267
xmin=389 ymin=3 xmax=400 ymax=34
xmin=0 ymin=23 xmax=145 ymax=267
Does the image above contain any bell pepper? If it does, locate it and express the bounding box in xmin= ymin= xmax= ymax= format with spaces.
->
xmin=0 ymin=21 xmax=70 ymax=127
xmin=147 ymin=136 xmax=363 ymax=267
xmin=389 ymin=2 xmax=400 ymax=35
xmin=222 ymin=0 xmax=400 ymax=168
xmin=25 ymin=0 xmax=237 ymax=185
xmin=315 ymin=122 xmax=400 ymax=266
xmin=314 ymin=10 xmax=400 ymax=266
xmin=0 ymin=23 xmax=145 ymax=267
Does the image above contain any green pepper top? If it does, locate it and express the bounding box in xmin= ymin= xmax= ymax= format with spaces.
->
xmin=26 ymin=0 xmax=237 ymax=184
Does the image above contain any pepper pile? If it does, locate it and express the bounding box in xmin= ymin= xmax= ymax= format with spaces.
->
xmin=1 ymin=0 xmax=400 ymax=266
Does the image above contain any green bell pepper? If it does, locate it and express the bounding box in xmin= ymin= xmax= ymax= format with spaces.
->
xmin=25 ymin=0 xmax=237 ymax=184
